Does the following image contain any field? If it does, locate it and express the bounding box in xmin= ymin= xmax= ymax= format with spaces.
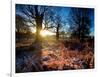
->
xmin=16 ymin=36 xmax=94 ymax=73
xmin=15 ymin=4 xmax=94 ymax=73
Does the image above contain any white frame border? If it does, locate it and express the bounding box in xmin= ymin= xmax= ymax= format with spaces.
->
xmin=11 ymin=0 xmax=96 ymax=77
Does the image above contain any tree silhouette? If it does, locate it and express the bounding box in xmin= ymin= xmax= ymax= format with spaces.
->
xmin=16 ymin=4 xmax=50 ymax=42
xmin=68 ymin=8 xmax=92 ymax=42
xmin=16 ymin=14 xmax=29 ymax=33
xmin=44 ymin=12 xmax=66 ymax=40
xmin=16 ymin=14 xmax=32 ymax=42
xmin=54 ymin=15 xmax=62 ymax=40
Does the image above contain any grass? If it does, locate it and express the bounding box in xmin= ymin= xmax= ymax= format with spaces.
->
xmin=16 ymin=37 xmax=94 ymax=73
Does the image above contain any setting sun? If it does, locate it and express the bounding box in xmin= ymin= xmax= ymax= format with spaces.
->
xmin=30 ymin=27 xmax=55 ymax=37
xmin=40 ymin=30 xmax=55 ymax=37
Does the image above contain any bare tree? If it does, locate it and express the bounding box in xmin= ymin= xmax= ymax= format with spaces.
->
xmin=55 ymin=15 xmax=62 ymax=40
xmin=16 ymin=14 xmax=31 ymax=33
xmin=68 ymin=8 xmax=93 ymax=42
xmin=16 ymin=4 xmax=49 ymax=42
xmin=16 ymin=4 xmax=68 ymax=41
xmin=43 ymin=9 xmax=66 ymax=40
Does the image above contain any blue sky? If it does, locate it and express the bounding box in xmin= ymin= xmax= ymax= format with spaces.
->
xmin=16 ymin=4 xmax=94 ymax=36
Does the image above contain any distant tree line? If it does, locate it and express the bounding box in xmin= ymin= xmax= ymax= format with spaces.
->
xmin=16 ymin=4 xmax=94 ymax=42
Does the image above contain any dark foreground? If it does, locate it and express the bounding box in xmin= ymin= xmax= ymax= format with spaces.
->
xmin=16 ymin=38 xmax=94 ymax=73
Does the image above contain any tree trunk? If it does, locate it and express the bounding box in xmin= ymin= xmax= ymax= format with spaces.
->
xmin=56 ymin=24 xmax=60 ymax=40
xmin=34 ymin=6 xmax=43 ymax=42
xmin=35 ymin=15 xmax=43 ymax=42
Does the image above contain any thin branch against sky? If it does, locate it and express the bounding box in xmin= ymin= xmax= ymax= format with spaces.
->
xmin=16 ymin=4 xmax=94 ymax=36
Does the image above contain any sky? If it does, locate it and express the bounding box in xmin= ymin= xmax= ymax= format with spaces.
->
xmin=16 ymin=4 xmax=94 ymax=36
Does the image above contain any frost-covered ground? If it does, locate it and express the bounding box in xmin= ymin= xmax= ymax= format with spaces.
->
xmin=16 ymin=39 xmax=94 ymax=73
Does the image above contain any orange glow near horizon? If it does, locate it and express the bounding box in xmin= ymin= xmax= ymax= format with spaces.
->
xmin=30 ymin=27 xmax=55 ymax=37
xmin=40 ymin=30 xmax=55 ymax=37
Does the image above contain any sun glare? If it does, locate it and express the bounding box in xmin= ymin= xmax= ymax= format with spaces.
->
xmin=30 ymin=27 xmax=55 ymax=37
xmin=40 ymin=30 xmax=55 ymax=37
